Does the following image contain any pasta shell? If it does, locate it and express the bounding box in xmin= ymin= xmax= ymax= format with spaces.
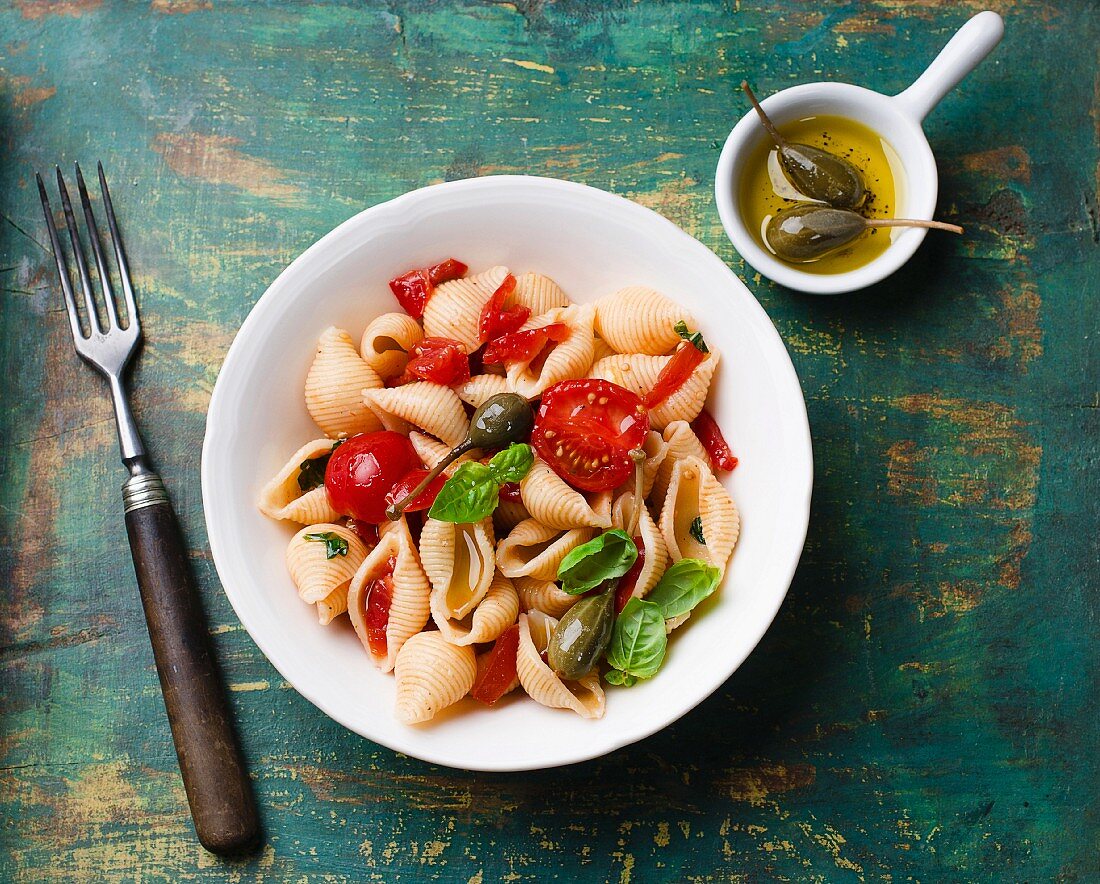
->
xmin=348 ymin=517 xmax=431 ymax=672
xmin=520 ymin=458 xmax=612 ymax=530
xmin=286 ymin=523 xmax=368 ymax=604
xmin=394 ymin=632 xmax=477 ymax=725
xmin=610 ymin=491 xmax=668 ymax=599
xmin=362 ymin=382 xmax=469 ymax=448
xmin=493 ymin=498 xmax=531 ymax=535
xmin=590 ymin=336 xmax=617 ymax=363
xmin=423 ymin=265 xmax=510 ymax=352
xmin=506 ymin=303 xmax=595 ymax=399
xmin=652 ymin=420 xmax=709 ymax=507
xmin=419 ymin=517 xmax=496 ymax=620
xmin=514 ymin=576 xmax=577 ymax=619
xmin=433 ymin=569 xmax=520 ymax=646
xmin=512 ymin=272 xmax=570 ymax=315
xmin=497 ymin=518 xmax=597 ymax=581
xmin=305 ymin=327 xmax=384 ymax=437
xmin=516 ymin=612 xmax=605 ymax=719
xmin=593 ymin=286 xmax=696 ymax=355
xmin=658 ymin=456 xmax=740 ymax=577
xmin=455 ymin=373 xmax=510 ymax=408
xmin=316 ymin=583 xmax=350 ymax=626
xmin=408 ymin=431 xmax=479 ymax=472
xmin=589 ymin=350 xmax=720 ymax=431
xmin=257 ymin=439 xmax=342 ymax=524
xmin=360 ymin=312 xmax=423 ymax=379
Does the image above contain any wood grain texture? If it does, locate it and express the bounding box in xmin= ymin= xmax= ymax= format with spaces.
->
xmin=0 ymin=0 xmax=1097 ymax=880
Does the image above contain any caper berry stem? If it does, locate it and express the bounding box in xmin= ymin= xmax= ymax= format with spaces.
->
xmin=385 ymin=440 xmax=474 ymax=520
xmin=741 ymin=81 xmax=788 ymax=150
xmin=627 ymin=448 xmax=646 ymax=538
xmin=864 ymin=218 xmax=964 ymax=235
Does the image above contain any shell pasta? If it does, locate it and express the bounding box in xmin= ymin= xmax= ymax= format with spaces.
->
xmin=259 ymin=259 xmax=741 ymax=724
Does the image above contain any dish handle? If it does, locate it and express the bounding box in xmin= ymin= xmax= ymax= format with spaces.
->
xmin=893 ymin=10 xmax=1004 ymax=123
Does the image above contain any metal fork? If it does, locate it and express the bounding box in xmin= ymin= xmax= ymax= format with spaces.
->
xmin=37 ymin=164 xmax=260 ymax=856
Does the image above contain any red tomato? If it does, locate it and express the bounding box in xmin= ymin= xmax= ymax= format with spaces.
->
xmin=498 ymin=482 xmax=522 ymax=503
xmin=643 ymin=343 xmax=707 ymax=409
xmin=345 ymin=519 xmax=380 ymax=549
xmin=615 ymin=538 xmax=645 ymax=613
xmin=363 ymin=557 xmax=396 ymax=658
xmin=471 ymin=624 xmax=519 ymax=705
xmin=482 ymin=323 xmax=570 ymax=366
xmin=384 ymin=469 xmax=448 ymax=513
xmin=478 ymin=274 xmax=529 ymax=343
xmin=691 ymin=409 xmax=739 ymax=471
xmin=388 ymin=258 xmax=468 ymax=318
xmin=324 ymin=431 xmax=421 ymax=523
xmin=405 ymin=337 xmax=470 ymax=386
xmin=531 ymin=379 xmax=650 ymax=492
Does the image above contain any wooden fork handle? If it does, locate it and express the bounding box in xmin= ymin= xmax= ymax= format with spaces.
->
xmin=124 ymin=476 xmax=262 ymax=855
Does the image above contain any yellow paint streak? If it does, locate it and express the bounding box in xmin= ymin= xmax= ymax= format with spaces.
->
xmin=654 ymin=821 xmax=670 ymax=847
xmin=501 ymin=58 xmax=555 ymax=74
xmin=229 ymin=680 xmax=270 ymax=692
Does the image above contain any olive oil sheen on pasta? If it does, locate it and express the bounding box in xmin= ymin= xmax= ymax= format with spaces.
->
xmin=739 ymin=115 xmax=903 ymax=274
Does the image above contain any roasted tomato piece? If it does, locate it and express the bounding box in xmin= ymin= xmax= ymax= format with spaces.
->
xmin=498 ymin=482 xmax=522 ymax=503
xmin=384 ymin=469 xmax=448 ymax=513
xmin=388 ymin=258 xmax=468 ymax=318
xmin=531 ymin=379 xmax=650 ymax=492
xmin=615 ymin=538 xmax=646 ymax=613
xmin=404 ymin=336 xmax=470 ymax=386
xmin=471 ymin=624 xmax=520 ymax=705
xmin=345 ymin=519 xmax=380 ymax=549
xmin=478 ymin=274 xmax=529 ymax=343
xmin=643 ymin=343 xmax=707 ymax=408
xmin=325 ymin=431 xmax=422 ymax=524
xmin=363 ymin=557 xmax=396 ymax=658
xmin=691 ymin=408 xmax=738 ymax=471
xmin=482 ymin=323 xmax=570 ymax=366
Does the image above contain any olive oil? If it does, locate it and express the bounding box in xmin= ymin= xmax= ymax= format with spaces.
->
xmin=739 ymin=115 xmax=904 ymax=274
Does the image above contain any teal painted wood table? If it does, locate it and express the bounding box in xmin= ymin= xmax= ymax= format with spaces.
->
xmin=1 ymin=1 xmax=1097 ymax=880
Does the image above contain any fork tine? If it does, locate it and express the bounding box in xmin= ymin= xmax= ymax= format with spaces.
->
xmin=97 ymin=162 xmax=139 ymax=332
xmin=75 ymin=163 xmax=121 ymax=330
xmin=36 ymin=172 xmax=86 ymax=342
xmin=55 ymin=166 xmax=104 ymax=335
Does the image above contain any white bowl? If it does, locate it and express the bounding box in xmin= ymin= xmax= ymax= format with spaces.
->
xmin=715 ymin=11 xmax=1003 ymax=295
xmin=202 ymin=176 xmax=813 ymax=771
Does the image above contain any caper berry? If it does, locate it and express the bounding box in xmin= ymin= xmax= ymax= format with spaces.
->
xmin=742 ymin=81 xmax=866 ymax=209
xmin=765 ymin=204 xmax=964 ymax=264
xmin=468 ymin=393 xmax=534 ymax=450
xmin=547 ymin=588 xmax=615 ymax=681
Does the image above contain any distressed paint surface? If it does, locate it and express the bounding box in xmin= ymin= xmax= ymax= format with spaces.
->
xmin=1 ymin=1 xmax=1097 ymax=880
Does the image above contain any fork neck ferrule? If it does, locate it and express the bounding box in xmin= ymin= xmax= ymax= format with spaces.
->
xmin=106 ymin=373 xmax=148 ymax=470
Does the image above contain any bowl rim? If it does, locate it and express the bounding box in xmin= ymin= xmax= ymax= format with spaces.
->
xmin=201 ymin=174 xmax=814 ymax=770
xmin=714 ymin=81 xmax=938 ymax=295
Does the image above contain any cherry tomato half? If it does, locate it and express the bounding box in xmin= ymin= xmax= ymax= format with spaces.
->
xmin=643 ymin=342 xmax=707 ymax=409
xmin=531 ymin=379 xmax=650 ymax=492
xmin=478 ymin=274 xmax=529 ymax=343
xmin=324 ymin=431 xmax=421 ymax=523
xmin=482 ymin=323 xmax=570 ymax=367
xmin=470 ymin=624 xmax=519 ymax=705
xmin=691 ymin=408 xmax=739 ymax=471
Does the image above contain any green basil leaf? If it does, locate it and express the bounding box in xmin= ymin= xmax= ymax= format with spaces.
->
xmin=674 ymin=319 xmax=708 ymax=354
xmin=427 ymin=462 xmax=498 ymax=523
xmin=297 ymin=438 xmax=344 ymax=492
xmin=646 ymin=558 xmax=721 ymax=620
xmin=606 ymin=598 xmax=666 ymax=679
xmin=557 ymin=529 xmax=638 ymax=595
xmin=604 ymin=669 xmax=637 ymax=687
xmin=689 ymin=515 xmax=706 ymax=545
xmin=488 ymin=443 xmax=534 ymax=484
xmin=303 ymin=531 xmax=349 ymax=560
